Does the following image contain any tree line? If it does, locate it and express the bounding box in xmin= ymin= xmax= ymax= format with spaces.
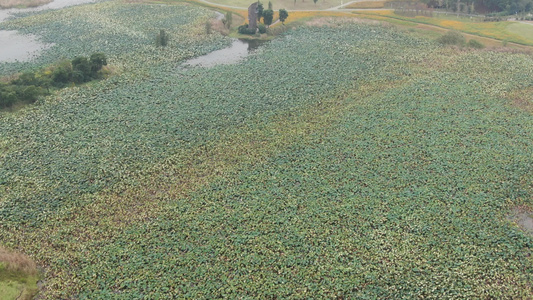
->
xmin=421 ymin=0 xmax=532 ymax=14
xmin=1 ymin=53 xmax=107 ymax=109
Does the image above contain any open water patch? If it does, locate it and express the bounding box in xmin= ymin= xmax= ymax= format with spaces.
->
xmin=508 ymin=207 xmax=533 ymax=236
xmin=0 ymin=0 xmax=102 ymax=63
xmin=0 ymin=30 xmax=53 ymax=62
xmin=182 ymin=38 xmax=267 ymax=68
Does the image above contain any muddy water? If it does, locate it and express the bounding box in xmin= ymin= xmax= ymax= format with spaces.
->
xmin=0 ymin=0 xmax=99 ymax=62
xmin=182 ymin=39 xmax=267 ymax=68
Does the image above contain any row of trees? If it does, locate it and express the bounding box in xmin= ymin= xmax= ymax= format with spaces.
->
xmin=421 ymin=0 xmax=532 ymax=14
xmin=257 ymin=2 xmax=289 ymax=26
xmin=238 ymin=1 xmax=289 ymax=35
xmin=1 ymin=53 xmax=107 ymax=109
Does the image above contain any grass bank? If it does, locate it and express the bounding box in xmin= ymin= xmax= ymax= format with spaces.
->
xmin=0 ymin=247 xmax=39 ymax=300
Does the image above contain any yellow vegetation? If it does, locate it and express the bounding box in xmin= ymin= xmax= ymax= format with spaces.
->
xmin=345 ymin=1 xmax=389 ymax=9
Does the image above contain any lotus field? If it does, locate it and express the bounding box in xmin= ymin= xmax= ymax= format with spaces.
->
xmin=0 ymin=2 xmax=532 ymax=298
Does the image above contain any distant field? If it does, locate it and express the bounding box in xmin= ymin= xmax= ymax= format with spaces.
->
xmin=0 ymin=2 xmax=532 ymax=299
xmin=507 ymin=22 xmax=533 ymax=41
xmin=353 ymin=10 xmax=533 ymax=45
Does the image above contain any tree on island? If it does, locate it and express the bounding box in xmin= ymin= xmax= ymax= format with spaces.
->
xmin=279 ymin=9 xmax=288 ymax=24
xmin=263 ymin=9 xmax=274 ymax=27
xmin=257 ymin=2 xmax=264 ymax=22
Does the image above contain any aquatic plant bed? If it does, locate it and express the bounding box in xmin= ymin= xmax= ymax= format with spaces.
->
xmin=0 ymin=4 xmax=532 ymax=299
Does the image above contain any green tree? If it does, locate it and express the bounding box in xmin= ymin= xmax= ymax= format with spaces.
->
xmin=0 ymin=83 xmax=17 ymax=108
xmin=257 ymin=2 xmax=264 ymax=22
xmin=223 ymin=11 xmax=233 ymax=29
xmin=72 ymin=56 xmax=91 ymax=83
xmin=13 ymin=72 xmax=38 ymax=86
xmin=263 ymin=9 xmax=274 ymax=27
xmin=205 ymin=21 xmax=212 ymax=34
xmin=279 ymin=8 xmax=288 ymax=23
xmin=313 ymin=0 xmax=318 ymax=5
xmin=52 ymin=59 xmax=73 ymax=86
xmin=90 ymin=52 xmax=107 ymax=76
xmin=268 ymin=1 xmax=273 ymax=9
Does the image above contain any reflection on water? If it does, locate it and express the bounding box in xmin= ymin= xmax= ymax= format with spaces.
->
xmin=182 ymin=39 xmax=267 ymax=68
xmin=0 ymin=0 xmax=99 ymax=62
xmin=0 ymin=30 xmax=53 ymax=62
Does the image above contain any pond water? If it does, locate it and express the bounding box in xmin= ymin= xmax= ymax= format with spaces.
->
xmin=0 ymin=0 xmax=99 ymax=62
xmin=182 ymin=39 xmax=267 ymax=68
xmin=0 ymin=30 xmax=53 ymax=62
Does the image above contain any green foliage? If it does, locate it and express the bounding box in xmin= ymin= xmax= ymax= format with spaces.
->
xmin=89 ymin=52 xmax=107 ymax=75
xmin=51 ymin=59 xmax=72 ymax=85
xmin=268 ymin=0 xmax=273 ymax=9
xmin=72 ymin=56 xmax=91 ymax=83
xmin=257 ymin=23 xmax=267 ymax=34
xmin=279 ymin=8 xmax=288 ymax=24
xmin=257 ymin=2 xmax=264 ymax=22
xmin=205 ymin=20 xmax=212 ymax=34
xmin=0 ymin=3 xmax=532 ymax=299
xmin=263 ymin=9 xmax=274 ymax=27
xmin=436 ymin=30 xmax=466 ymax=46
xmin=12 ymin=71 xmax=38 ymax=86
xmin=429 ymin=0 xmax=533 ymax=14
xmin=238 ymin=24 xmax=257 ymax=34
xmin=52 ymin=54 xmax=107 ymax=86
xmin=0 ymin=75 xmax=48 ymax=109
xmin=467 ymin=39 xmax=485 ymax=48
xmin=222 ymin=11 xmax=232 ymax=29
xmin=156 ymin=29 xmax=169 ymax=47
xmin=0 ymin=52 xmax=107 ymax=108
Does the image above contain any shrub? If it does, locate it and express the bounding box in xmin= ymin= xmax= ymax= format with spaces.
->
xmin=156 ymin=29 xmax=169 ymax=47
xmin=90 ymin=53 xmax=107 ymax=75
xmin=52 ymin=59 xmax=73 ymax=85
xmin=13 ymin=72 xmax=38 ymax=86
xmin=238 ymin=24 xmax=256 ymax=35
xmin=467 ymin=39 xmax=485 ymax=49
xmin=72 ymin=56 xmax=91 ymax=83
xmin=258 ymin=23 xmax=267 ymax=34
xmin=436 ymin=31 xmax=466 ymax=46
xmin=0 ymin=84 xmax=17 ymax=108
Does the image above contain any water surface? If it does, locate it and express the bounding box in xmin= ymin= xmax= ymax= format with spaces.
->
xmin=0 ymin=0 xmax=99 ymax=62
xmin=0 ymin=30 xmax=53 ymax=62
xmin=182 ymin=39 xmax=267 ymax=68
